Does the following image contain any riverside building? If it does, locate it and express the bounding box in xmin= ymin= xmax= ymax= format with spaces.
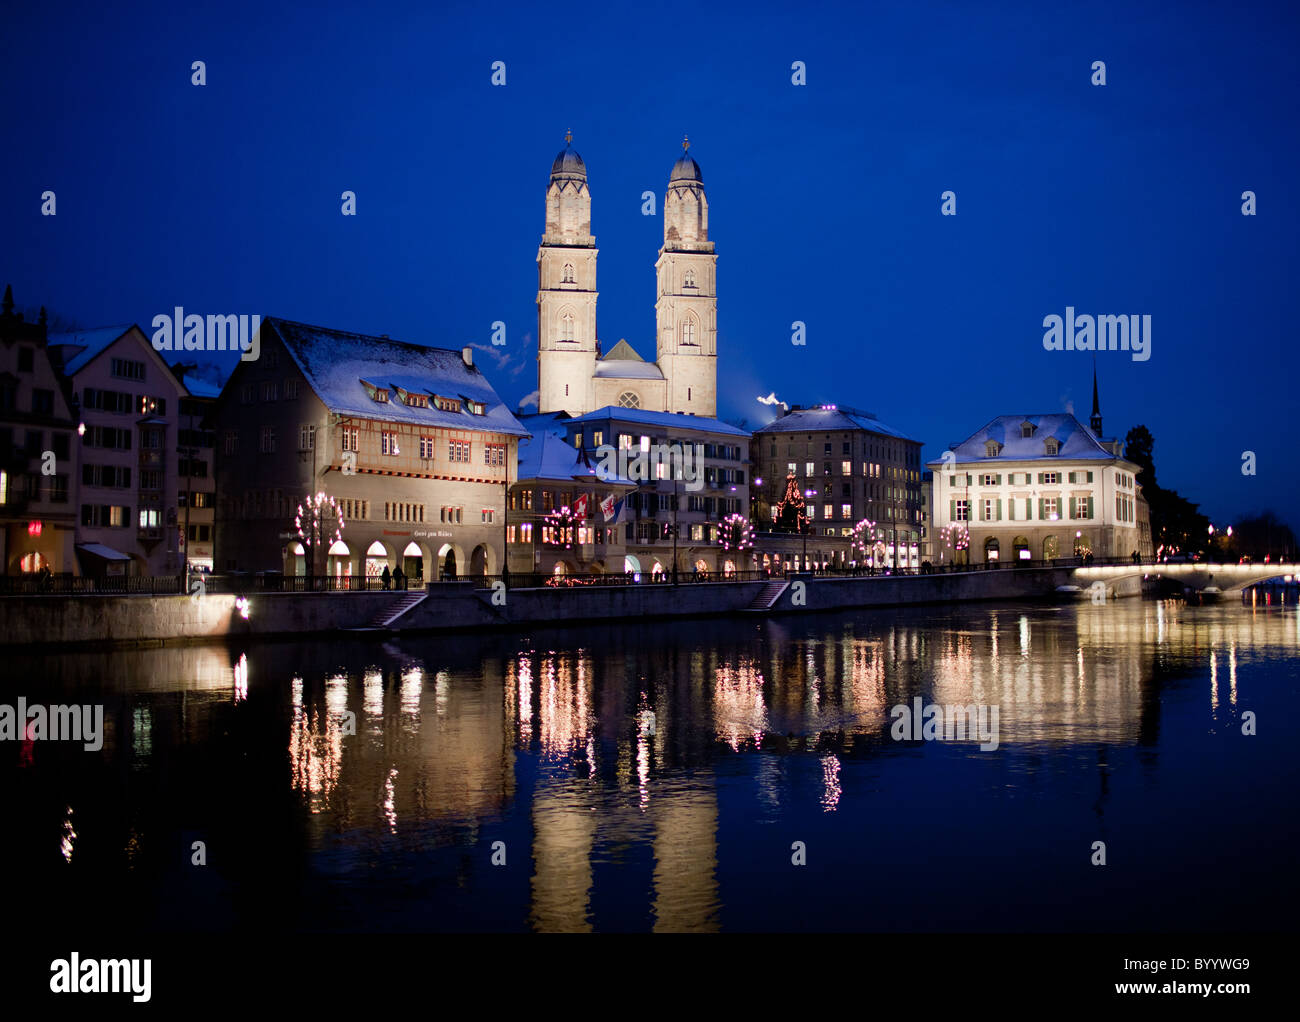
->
xmin=211 ymin=317 xmax=527 ymax=581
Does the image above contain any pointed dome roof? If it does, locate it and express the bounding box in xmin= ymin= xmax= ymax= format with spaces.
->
xmin=551 ymin=142 xmax=587 ymax=180
xmin=670 ymin=154 xmax=702 ymax=183
xmin=670 ymin=134 xmax=702 ymax=183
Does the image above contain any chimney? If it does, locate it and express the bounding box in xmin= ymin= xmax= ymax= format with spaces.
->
xmin=462 ymin=346 xmax=473 ymax=367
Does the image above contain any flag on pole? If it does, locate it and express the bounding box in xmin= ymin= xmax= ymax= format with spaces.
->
xmin=573 ymin=493 xmax=590 ymax=519
xmin=600 ymin=493 xmax=617 ymax=520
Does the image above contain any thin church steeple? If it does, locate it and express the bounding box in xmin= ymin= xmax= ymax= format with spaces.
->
xmin=1090 ymin=359 xmax=1103 ymax=437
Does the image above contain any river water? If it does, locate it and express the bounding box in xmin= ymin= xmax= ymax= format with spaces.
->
xmin=2 ymin=597 xmax=1296 ymax=932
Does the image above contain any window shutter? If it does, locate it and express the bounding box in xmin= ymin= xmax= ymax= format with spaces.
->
xmin=1087 ymin=471 xmax=1094 ymax=482
xmin=1038 ymin=498 xmax=1044 ymax=519
xmin=950 ymin=499 xmax=956 ymax=521
xmin=996 ymin=499 xmax=1002 ymax=521
xmin=1087 ymin=496 xmax=1094 ymax=519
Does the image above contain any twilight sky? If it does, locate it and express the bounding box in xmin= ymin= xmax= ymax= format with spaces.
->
xmin=2 ymin=0 xmax=1296 ymax=528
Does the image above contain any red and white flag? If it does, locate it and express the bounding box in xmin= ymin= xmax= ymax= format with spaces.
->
xmin=573 ymin=493 xmax=590 ymax=519
xmin=599 ymin=493 xmax=616 ymax=520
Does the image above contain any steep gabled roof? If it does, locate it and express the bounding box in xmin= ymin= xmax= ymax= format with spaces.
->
xmin=47 ymin=325 xmax=135 ymax=376
xmin=265 ymin=317 xmax=528 ymax=437
xmin=601 ymin=339 xmax=643 ymax=361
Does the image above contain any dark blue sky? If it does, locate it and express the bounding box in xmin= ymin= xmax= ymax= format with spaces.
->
xmin=3 ymin=0 xmax=1296 ymax=527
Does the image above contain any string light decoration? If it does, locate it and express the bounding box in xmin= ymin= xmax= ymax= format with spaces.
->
xmin=773 ymin=472 xmax=809 ymax=534
xmin=719 ymin=513 xmax=753 ymax=552
xmin=296 ymin=492 xmax=345 ymax=571
xmin=544 ymin=506 xmax=581 ymax=550
xmin=851 ymin=518 xmax=878 ymax=561
xmin=942 ymin=523 xmax=969 ymax=559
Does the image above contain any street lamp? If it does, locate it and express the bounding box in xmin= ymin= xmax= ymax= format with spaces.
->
xmin=802 ymin=486 xmax=816 ymax=571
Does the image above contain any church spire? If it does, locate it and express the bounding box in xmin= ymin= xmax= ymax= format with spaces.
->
xmin=1090 ymin=359 xmax=1103 ymax=437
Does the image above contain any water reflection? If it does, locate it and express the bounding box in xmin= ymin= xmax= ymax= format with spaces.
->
xmin=3 ymin=598 xmax=1297 ymax=932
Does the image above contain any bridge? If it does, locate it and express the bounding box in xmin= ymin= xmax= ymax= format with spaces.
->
xmin=1074 ymin=560 xmax=1300 ymax=596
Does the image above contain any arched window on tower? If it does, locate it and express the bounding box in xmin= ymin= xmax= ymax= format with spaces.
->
xmin=684 ymin=269 xmax=696 ymax=288
xmin=618 ymin=391 xmax=640 ymax=409
xmin=560 ymin=312 xmax=575 ymax=343
xmin=562 ymin=263 xmax=574 ymax=284
xmin=681 ymin=319 xmax=696 ymax=347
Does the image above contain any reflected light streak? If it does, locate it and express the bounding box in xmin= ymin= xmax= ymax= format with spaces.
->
xmin=59 ymin=806 xmax=76 ymax=864
xmin=1229 ymin=644 xmax=1238 ymax=707
xmin=363 ymin=669 xmax=383 ymax=717
xmin=383 ymin=767 xmax=398 ymax=834
xmin=821 ymin=754 xmax=841 ymax=812
xmin=233 ymin=653 xmax=248 ymax=703
xmin=713 ymin=658 xmax=769 ymax=750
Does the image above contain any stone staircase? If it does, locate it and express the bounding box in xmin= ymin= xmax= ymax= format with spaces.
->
xmin=745 ymin=580 xmax=789 ymax=612
xmin=365 ymin=591 xmax=428 ymax=629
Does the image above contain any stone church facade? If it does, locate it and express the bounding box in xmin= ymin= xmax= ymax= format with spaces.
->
xmin=536 ymin=135 xmax=718 ymax=419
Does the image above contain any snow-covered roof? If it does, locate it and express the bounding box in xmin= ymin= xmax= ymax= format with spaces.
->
xmin=48 ymin=325 xmax=133 ymax=376
xmin=181 ymin=377 xmax=222 ymax=399
xmin=517 ymin=431 xmax=590 ymax=482
xmin=515 ymin=411 xmax=570 ymax=438
xmin=755 ymin=406 xmax=918 ymax=442
xmin=594 ymin=358 xmax=664 ymax=380
xmin=265 ymin=317 xmax=528 ymax=437
xmin=567 ymin=405 xmax=751 ymax=438
xmin=928 ymin=413 xmax=1117 ymax=467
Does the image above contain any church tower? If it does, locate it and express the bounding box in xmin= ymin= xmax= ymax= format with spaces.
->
xmin=537 ymin=132 xmax=598 ymax=415
xmin=655 ymin=137 xmax=717 ymax=416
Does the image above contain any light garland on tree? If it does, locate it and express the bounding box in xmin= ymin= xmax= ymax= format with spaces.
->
xmin=942 ymin=523 xmax=969 ymax=557
xmin=720 ymin=512 xmax=753 ymax=552
xmin=851 ymin=518 xmax=878 ymax=560
xmin=545 ymin=506 xmax=581 ymax=550
xmin=296 ymin=492 xmax=345 ymax=563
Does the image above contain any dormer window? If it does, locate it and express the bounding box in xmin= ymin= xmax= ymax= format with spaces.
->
xmin=1020 ymin=421 xmax=1035 ymax=438
xmin=984 ymin=440 xmax=1001 ymax=457
xmin=361 ymin=379 xmax=389 ymax=403
xmin=468 ymin=401 xmax=486 ymax=415
xmin=403 ymin=390 xmax=429 ymax=408
xmin=434 ymin=395 xmax=461 ymax=414
xmin=1044 ymin=437 xmax=1060 ymax=456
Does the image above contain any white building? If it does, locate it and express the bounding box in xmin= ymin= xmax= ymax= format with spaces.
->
xmin=928 ymin=407 xmax=1150 ymax=564
xmin=536 ymin=135 xmax=718 ymax=418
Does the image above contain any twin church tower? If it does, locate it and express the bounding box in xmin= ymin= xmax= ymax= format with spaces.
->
xmin=536 ymin=134 xmax=718 ymax=418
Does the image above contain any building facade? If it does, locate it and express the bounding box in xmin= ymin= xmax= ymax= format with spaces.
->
xmin=0 ymin=288 xmax=78 ymax=575
xmin=927 ymin=410 xmax=1152 ymax=564
xmin=212 ymin=317 xmax=527 ymax=581
xmin=50 ymin=324 xmax=198 ymax=576
xmin=173 ymin=375 xmax=218 ymax=573
xmin=751 ymin=405 xmax=925 ymax=570
xmin=551 ymin=407 xmax=750 ymax=576
xmin=537 ymin=136 xmax=718 ymax=418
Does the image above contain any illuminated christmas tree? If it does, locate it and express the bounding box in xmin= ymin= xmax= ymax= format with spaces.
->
xmin=773 ymin=472 xmax=809 ymax=534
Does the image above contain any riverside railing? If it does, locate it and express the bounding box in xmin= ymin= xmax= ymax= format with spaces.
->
xmin=0 ymin=556 xmax=1183 ymax=596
